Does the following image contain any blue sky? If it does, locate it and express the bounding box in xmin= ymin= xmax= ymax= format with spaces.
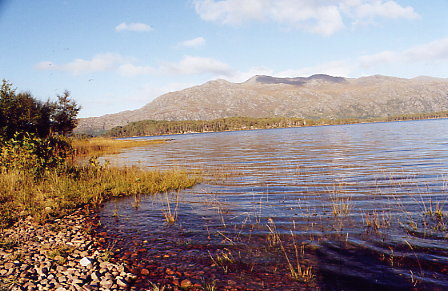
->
xmin=1 ymin=0 xmax=448 ymax=117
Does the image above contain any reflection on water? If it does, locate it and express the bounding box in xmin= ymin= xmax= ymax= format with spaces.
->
xmin=100 ymin=119 xmax=448 ymax=289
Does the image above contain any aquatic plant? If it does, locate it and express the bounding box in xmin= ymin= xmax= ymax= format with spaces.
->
xmin=209 ymin=248 xmax=235 ymax=274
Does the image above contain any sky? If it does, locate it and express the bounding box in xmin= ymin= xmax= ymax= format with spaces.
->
xmin=1 ymin=0 xmax=448 ymax=118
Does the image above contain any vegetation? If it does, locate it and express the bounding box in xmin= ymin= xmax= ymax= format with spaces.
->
xmin=106 ymin=112 xmax=448 ymax=138
xmin=0 ymin=80 xmax=80 ymax=139
xmin=71 ymin=137 xmax=168 ymax=157
xmin=107 ymin=116 xmax=306 ymax=137
xmin=0 ymin=81 xmax=200 ymax=227
xmin=0 ymin=160 xmax=199 ymax=227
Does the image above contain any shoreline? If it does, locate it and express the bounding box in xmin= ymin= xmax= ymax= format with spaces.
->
xmin=109 ymin=115 xmax=448 ymax=139
xmin=0 ymin=208 xmax=138 ymax=290
xmin=0 ymin=206 xmax=208 ymax=291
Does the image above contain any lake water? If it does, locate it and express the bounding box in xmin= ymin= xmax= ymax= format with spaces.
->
xmin=99 ymin=119 xmax=448 ymax=290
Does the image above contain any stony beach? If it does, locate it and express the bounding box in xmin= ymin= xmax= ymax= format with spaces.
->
xmin=0 ymin=208 xmax=213 ymax=291
xmin=0 ymin=209 xmax=137 ymax=291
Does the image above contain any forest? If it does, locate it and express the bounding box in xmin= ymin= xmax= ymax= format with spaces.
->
xmin=106 ymin=112 xmax=448 ymax=138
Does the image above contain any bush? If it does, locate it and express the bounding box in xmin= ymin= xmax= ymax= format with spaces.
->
xmin=0 ymin=133 xmax=71 ymax=176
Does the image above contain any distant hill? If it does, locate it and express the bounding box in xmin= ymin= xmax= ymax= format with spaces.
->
xmin=75 ymin=74 xmax=448 ymax=135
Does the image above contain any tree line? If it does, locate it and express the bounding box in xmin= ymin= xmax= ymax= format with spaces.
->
xmin=106 ymin=117 xmax=308 ymax=137
xmin=106 ymin=112 xmax=448 ymax=138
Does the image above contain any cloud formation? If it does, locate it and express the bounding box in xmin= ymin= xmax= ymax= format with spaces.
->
xmin=359 ymin=37 xmax=448 ymax=67
xmin=35 ymin=54 xmax=233 ymax=77
xmin=115 ymin=22 xmax=153 ymax=32
xmin=178 ymin=37 xmax=206 ymax=48
xmin=117 ymin=64 xmax=155 ymax=77
xmin=162 ymin=56 xmax=233 ymax=76
xmin=34 ymin=53 xmax=131 ymax=75
xmin=194 ymin=0 xmax=419 ymax=35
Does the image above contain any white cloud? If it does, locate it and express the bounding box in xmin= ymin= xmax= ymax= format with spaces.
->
xmin=194 ymin=0 xmax=265 ymax=24
xmin=178 ymin=37 xmax=206 ymax=48
xmin=194 ymin=0 xmax=419 ymax=35
xmin=277 ymin=61 xmax=355 ymax=78
xmin=403 ymin=38 xmax=448 ymax=62
xmin=162 ymin=55 xmax=233 ymax=76
xmin=359 ymin=37 xmax=448 ymax=67
xmin=34 ymin=53 xmax=131 ymax=75
xmin=35 ymin=53 xmax=232 ymax=78
xmin=117 ymin=64 xmax=155 ymax=77
xmin=115 ymin=22 xmax=153 ymax=32
xmin=342 ymin=0 xmax=419 ymax=20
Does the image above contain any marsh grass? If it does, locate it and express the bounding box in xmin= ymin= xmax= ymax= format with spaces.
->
xmin=328 ymin=185 xmax=352 ymax=217
xmin=363 ymin=211 xmax=391 ymax=232
xmin=147 ymin=282 xmax=167 ymax=291
xmin=71 ymin=137 xmax=167 ymax=158
xmin=162 ymin=192 xmax=179 ymax=224
xmin=209 ymin=248 xmax=235 ymax=274
xmin=0 ymin=162 xmax=200 ymax=227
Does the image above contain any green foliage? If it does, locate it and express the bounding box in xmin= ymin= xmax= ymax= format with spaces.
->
xmin=107 ymin=116 xmax=306 ymax=137
xmin=106 ymin=111 xmax=448 ymax=138
xmin=51 ymin=90 xmax=81 ymax=136
xmin=0 ymin=80 xmax=80 ymax=139
xmin=0 ymin=162 xmax=200 ymax=227
xmin=0 ymin=133 xmax=71 ymax=176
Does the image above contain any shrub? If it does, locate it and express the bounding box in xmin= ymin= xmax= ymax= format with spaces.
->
xmin=0 ymin=133 xmax=71 ymax=176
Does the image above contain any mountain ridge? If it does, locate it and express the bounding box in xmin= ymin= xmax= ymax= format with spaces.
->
xmin=75 ymin=74 xmax=448 ymax=135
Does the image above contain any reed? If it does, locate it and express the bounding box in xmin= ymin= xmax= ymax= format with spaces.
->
xmin=71 ymin=137 xmax=167 ymax=158
xmin=209 ymin=248 xmax=235 ymax=274
xmin=0 ymin=161 xmax=200 ymax=227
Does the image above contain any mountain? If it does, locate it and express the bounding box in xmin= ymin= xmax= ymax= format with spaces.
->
xmin=75 ymin=74 xmax=448 ymax=135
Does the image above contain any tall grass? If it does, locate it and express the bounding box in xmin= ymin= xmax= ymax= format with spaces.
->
xmin=0 ymin=137 xmax=200 ymax=228
xmin=71 ymin=137 xmax=167 ymax=157
xmin=0 ymin=163 xmax=200 ymax=227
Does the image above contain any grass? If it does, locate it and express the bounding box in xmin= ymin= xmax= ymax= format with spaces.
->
xmin=71 ymin=137 xmax=168 ymax=157
xmin=209 ymin=248 xmax=235 ymax=274
xmin=162 ymin=192 xmax=179 ymax=224
xmin=0 ymin=137 xmax=201 ymax=227
xmin=0 ymin=164 xmax=200 ymax=227
xmin=269 ymin=219 xmax=315 ymax=283
xmin=330 ymin=187 xmax=352 ymax=217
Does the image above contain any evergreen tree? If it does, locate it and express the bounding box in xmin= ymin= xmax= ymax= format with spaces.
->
xmin=51 ymin=90 xmax=81 ymax=136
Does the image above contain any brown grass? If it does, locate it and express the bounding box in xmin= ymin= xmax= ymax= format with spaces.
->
xmin=71 ymin=137 xmax=168 ymax=157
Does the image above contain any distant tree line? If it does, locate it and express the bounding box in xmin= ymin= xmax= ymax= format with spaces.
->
xmin=106 ymin=117 xmax=306 ymax=137
xmin=106 ymin=112 xmax=448 ymax=138
xmin=0 ymin=80 xmax=80 ymax=139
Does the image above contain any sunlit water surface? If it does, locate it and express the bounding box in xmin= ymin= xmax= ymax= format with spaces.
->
xmin=100 ymin=119 xmax=448 ymax=290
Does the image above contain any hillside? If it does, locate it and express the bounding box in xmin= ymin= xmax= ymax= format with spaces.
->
xmin=75 ymin=74 xmax=448 ymax=135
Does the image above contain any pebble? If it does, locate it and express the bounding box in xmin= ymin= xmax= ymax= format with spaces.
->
xmin=0 ymin=210 xmax=136 ymax=290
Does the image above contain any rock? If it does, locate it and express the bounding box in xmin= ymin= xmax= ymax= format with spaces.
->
xmin=90 ymin=271 xmax=100 ymax=280
xmin=100 ymin=279 xmax=114 ymax=289
xmin=181 ymin=279 xmax=193 ymax=289
xmin=79 ymin=257 xmax=92 ymax=267
xmin=117 ymin=278 xmax=128 ymax=288
xmin=99 ymin=261 xmax=112 ymax=269
xmin=71 ymin=277 xmax=84 ymax=284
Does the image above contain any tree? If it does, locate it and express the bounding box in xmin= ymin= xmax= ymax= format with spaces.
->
xmin=0 ymin=81 xmax=48 ymax=139
xmin=51 ymin=90 xmax=81 ymax=136
xmin=0 ymin=80 xmax=80 ymax=139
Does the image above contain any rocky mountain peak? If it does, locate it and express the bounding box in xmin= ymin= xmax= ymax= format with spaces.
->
xmin=75 ymin=74 xmax=448 ymax=135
